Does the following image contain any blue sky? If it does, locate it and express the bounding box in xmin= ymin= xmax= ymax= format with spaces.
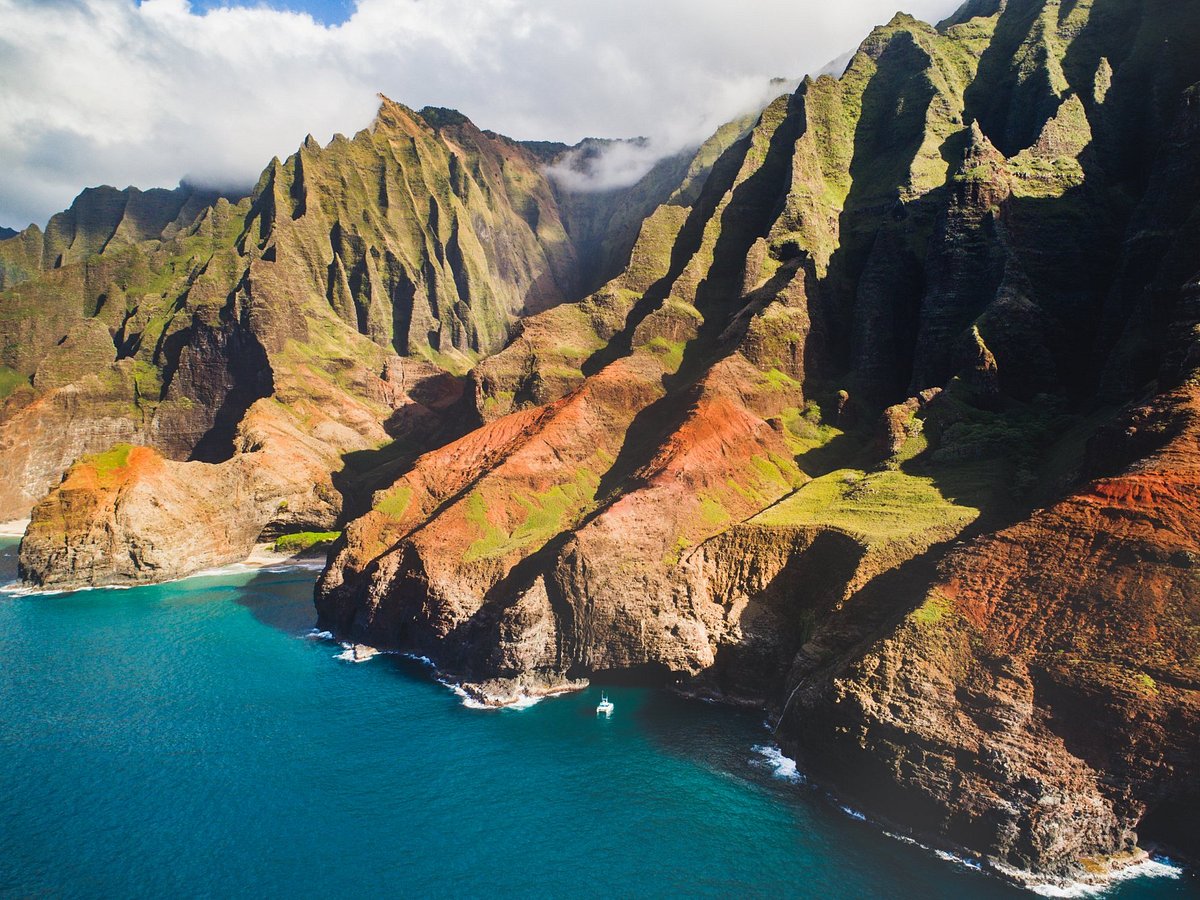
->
xmin=184 ymin=0 xmax=355 ymax=26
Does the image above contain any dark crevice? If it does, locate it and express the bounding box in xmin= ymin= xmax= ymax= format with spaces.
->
xmin=579 ymin=115 xmax=759 ymax=378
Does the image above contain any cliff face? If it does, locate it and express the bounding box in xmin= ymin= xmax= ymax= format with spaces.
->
xmin=7 ymin=0 xmax=1200 ymax=887
xmin=1 ymin=101 xmax=690 ymax=580
xmin=18 ymin=401 xmax=340 ymax=587
xmin=313 ymin=0 xmax=1200 ymax=886
xmin=779 ymin=380 xmax=1200 ymax=881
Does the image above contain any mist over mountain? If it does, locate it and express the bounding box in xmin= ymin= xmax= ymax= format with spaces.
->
xmin=0 ymin=0 xmax=960 ymax=228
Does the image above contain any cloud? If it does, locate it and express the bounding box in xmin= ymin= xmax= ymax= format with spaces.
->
xmin=0 ymin=0 xmax=963 ymax=227
xmin=544 ymin=79 xmax=804 ymax=193
xmin=545 ymin=140 xmax=682 ymax=194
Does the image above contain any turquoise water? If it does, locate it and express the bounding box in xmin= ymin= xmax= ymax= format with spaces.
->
xmin=0 ymin=538 xmax=1195 ymax=899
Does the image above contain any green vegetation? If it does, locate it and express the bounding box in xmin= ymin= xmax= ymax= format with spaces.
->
xmin=776 ymin=403 xmax=849 ymax=474
xmin=758 ymin=368 xmax=802 ymax=392
xmin=719 ymin=450 xmax=806 ymax=512
xmin=464 ymin=468 xmax=600 ymax=562
xmin=753 ymin=467 xmax=979 ymax=543
xmin=911 ymin=591 xmax=954 ymax=627
xmin=87 ymin=444 xmax=133 ymax=479
xmin=1134 ymin=672 xmax=1159 ymax=695
xmin=0 ymin=365 xmax=27 ymax=400
xmin=273 ymin=531 xmax=341 ymax=553
xmin=663 ymin=534 xmax=693 ymax=568
xmin=128 ymin=359 xmax=163 ymax=401
xmin=481 ymin=390 xmax=515 ymax=417
xmin=375 ymin=484 xmax=413 ymax=519
xmin=887 ymin=408 xmax=929 ymax=468
xmin=69 ymin=443 xmax=138 ymax=489
xmin=644 ymin=336 xmax=686 ymax=372
xmin=927 ymin=392 xmax=1080 ymax=504
xmin=663 ymin=298 xmax=704 ymax=322
xmin=1006 ymin=93 xmax=1091 ymax=199
xmin=698 ymin=496 xmax=731 ymax=529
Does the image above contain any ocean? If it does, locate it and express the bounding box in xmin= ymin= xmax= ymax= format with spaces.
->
xmin=0 ymin=537 xmax=1194 ymax=898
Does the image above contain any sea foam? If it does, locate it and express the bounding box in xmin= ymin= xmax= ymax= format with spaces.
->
xmin=1018 ymin=856 xmax=1183 ymax=898
xmin=750 ymin=744 xmax=806 ymax=783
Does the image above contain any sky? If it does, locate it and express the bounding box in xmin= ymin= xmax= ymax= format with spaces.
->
xmin=0 ymin=0 xmax=963 ymax=229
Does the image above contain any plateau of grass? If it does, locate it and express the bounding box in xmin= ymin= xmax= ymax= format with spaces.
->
xmin=87 ymin=444 xmax=133 ymax=479
xmin=752 ymin=467 xmax=979 ymax=543
xmin=273 ymin=531 xmax=340 ymax=553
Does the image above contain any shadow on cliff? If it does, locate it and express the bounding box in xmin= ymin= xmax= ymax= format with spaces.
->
xmin=590 ymin=94 xmax=806 ymax=504
xmin=578 ymin=113 xmax=755 ymax=379
xmin=330 ymin=378 xmax=476 ymax=524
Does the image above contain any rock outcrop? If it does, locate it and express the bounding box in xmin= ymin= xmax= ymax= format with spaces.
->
xmin=19 ymin=401 xmax=340 ymax=587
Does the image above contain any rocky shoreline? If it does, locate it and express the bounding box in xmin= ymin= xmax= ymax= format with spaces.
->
xmin=309 ymin=628 xmax=1191 ymax=895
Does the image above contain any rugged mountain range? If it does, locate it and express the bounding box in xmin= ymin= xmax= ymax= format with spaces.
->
xmin=0 ymin=102 xmax=693 ymax=582
xmin=3 ymin=0 xmax=1199 ymax=889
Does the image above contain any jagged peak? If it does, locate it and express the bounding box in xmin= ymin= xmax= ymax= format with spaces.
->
xmin=885 ymin=12 xmax=921 ymax=28
xmin=938 ymin=0 xmax=1003 ymax=31
xmin=73 ymin=184 xmax=126 ymax=200
xmin=1025 ymin=92 xmax=1092 ymax=159
xmin=954 ymin=119 xmax=1010 ymax=199
xmin=371 ymin=94 xmax=425 ymax=135
xmin=966 ymin=118 xmax=1000 ymax=156
xmin=249 ymin=158 xmax=280 ymax=201
xmin=849 ymin=9 xmax=940 ymax=69
xmin=1093 ymin=57 xmax=1113 ymax=106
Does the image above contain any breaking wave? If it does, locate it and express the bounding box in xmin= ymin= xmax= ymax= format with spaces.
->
xmin=1020 ymin=856 xmax=1183 ymax=898
xmin=750 ymin=744 xmax=806 ymax=783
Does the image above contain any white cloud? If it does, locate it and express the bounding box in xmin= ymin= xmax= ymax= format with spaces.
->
xmin=0 ymin=0 xmax=962 ymax=227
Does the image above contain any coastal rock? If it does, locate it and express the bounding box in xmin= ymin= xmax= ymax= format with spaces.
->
xmin=18 ymin=400 xmax=342 ymax=588
xmin=779 ymin=380 xmax=1200 ymax=882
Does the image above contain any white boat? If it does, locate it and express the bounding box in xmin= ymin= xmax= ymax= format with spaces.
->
xmin=596 ymin=693 xmax=614 ymax=716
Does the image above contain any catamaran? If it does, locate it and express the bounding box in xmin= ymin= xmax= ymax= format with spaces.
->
xmin=596 ymin=693 xmax=614 ymax=716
